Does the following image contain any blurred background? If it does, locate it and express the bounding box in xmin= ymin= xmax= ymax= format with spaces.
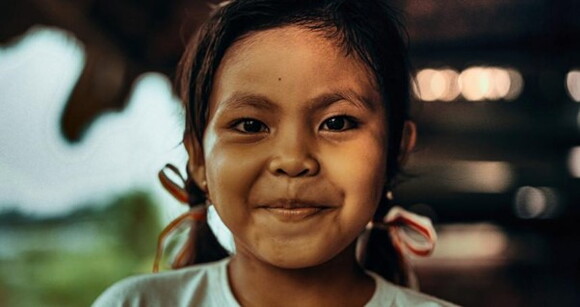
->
xmin=1 ymin=0 xmax=579 ymax=306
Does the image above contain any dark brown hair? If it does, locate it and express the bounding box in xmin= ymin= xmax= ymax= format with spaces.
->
xmin=175 ymin=0 xmax=413 ymax=286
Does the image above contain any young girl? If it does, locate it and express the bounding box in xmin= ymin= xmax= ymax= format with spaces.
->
xmin=94 ymin=0 xmax=456 ymax=306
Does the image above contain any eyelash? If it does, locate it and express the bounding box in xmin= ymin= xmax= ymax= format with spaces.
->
xmin=231 ymin=118 xmax=269 ymax=134
xmin=320 ymin=115 xmax=359 ymax=132
xmin=230 ymin=115 xmax=359 ymax=134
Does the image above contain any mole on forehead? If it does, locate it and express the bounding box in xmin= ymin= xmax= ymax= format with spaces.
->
xmin=221 ymin=26 xmax=376 ymax=84
xmin=215 ymin=25 xmax=381 ymax=106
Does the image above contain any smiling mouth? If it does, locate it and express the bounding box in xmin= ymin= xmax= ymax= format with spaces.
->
xmin=258 ymin=200 xmax=334 ymax=222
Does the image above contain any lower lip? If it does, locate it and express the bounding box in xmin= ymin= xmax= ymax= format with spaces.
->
xmin=262 ymin=207 xmax=329 ymax=222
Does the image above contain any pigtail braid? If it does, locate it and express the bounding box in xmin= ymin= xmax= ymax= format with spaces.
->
xmin=359 ymin=197 xmax=412 ymax=287
xmin=153 ymin=165 xmax=228 ymax=272
xmin=184 ymin=172 xmax=229 ymax=265
xmin=176 ymin=170 xmax=229 ymax=266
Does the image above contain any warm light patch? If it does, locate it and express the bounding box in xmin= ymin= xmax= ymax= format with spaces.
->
xmin=415 ymin=66 xmax=523 ymax=102
xmin=566 ymin=70 xmax=580 ymax=102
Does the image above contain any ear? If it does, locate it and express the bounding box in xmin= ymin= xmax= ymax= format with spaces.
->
xmin=184 ymin=133 xmax=207 ymax=192
xmin=398 ymin=120 xmax=417 ymax=165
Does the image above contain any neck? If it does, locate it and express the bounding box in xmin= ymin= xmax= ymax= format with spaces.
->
xmin=227 ymin=243 xmax=375 ymax=307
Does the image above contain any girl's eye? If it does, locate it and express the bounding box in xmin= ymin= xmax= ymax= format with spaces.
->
xmin=232 ymin=119 xmax=268 ymax=133
xmin=320 ymin=116 xmax=358 ymax=131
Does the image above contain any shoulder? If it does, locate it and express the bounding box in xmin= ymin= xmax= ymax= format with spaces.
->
xmin=92 ymin=258 xmax=233 ymax=307
xmin=366 ymin=272 xmax=460 ymax=307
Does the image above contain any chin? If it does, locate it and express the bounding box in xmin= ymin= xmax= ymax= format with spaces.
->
xmin=257 ymin=240 xmax=349 ymax=270
xmin=264 ymin=254 xmax=331 ymax=270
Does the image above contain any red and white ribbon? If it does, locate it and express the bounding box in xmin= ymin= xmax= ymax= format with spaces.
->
xmin=384 ymin=206 xmax=437 ymax=257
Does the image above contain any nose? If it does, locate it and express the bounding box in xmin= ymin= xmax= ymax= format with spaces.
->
xmin=267 ymin=135 xmax=320 ymax=177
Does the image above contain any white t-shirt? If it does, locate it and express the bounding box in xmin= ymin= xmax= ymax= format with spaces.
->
xmin=93 ymin=258 xmax=458 ymax=306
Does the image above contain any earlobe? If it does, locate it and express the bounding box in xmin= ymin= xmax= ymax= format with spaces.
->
xmin=184 ymin=133 xmax=208 ymax=193
xmin=398 ymin=120 xmax=417 ymax=165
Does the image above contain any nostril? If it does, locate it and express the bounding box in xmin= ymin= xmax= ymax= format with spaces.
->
xmin=269 ymin=155 xmax=320 ymax=177
xmin=276 ymin=167 xmax=310 ymax=177
xmin=296 ymin=168 xmax=310 ymax=177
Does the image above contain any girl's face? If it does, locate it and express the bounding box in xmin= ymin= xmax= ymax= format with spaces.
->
xmin=198 ymin=26 xmax=388 ymax=268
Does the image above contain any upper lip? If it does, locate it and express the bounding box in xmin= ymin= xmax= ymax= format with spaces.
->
xmin=259 ymin=198 xmax=333 ymax=209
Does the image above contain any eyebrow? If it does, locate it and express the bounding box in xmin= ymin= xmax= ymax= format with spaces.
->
xmin=219 ymin=89 xmax=378 ymax=112
xmin=220 ymin=92 xmax=280 ymax=112
xmin=307 ymin=89 xmax=378 ymax=112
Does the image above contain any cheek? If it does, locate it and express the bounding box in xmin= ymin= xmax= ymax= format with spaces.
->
xmin=324 ymin=135 xmax=387 ymax=223
xmin=203 ymin=138 xmax=264 ymax=225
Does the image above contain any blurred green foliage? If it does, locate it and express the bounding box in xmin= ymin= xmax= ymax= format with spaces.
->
xmin=0 ymin=191 xmax=162 ymax=307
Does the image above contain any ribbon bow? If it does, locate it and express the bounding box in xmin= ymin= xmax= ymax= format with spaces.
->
xmin=153 ymin=164 xmax=206 ymax=272
xmin=383 ymin=206 xmax=437 ymax=257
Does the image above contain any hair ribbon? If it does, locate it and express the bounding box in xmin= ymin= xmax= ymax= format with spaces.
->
xmin=384 ymin=206 xmax=437 ymax=257
xmin=158 ymin=164 xmax=190 ymax=204
xmin=153 ymin=164 xmax=207 ymax=272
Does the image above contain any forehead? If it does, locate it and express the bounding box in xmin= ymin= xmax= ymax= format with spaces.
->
xmin=210 ymin=26 xmax=381 ymax=111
